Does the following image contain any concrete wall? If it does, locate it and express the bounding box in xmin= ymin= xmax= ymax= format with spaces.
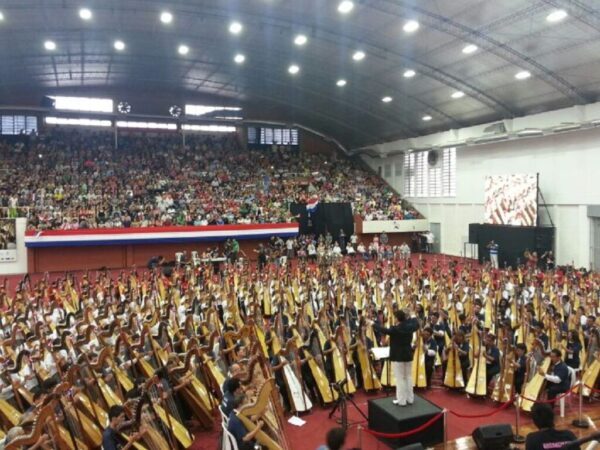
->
xmin=362 ymin=127 xmax=600 ymax=267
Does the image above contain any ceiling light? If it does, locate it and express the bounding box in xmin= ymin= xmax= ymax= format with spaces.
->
xmin=451 ymin=90 xmax=465 ymax=99
xmin=403 ymin=20 xmax=420 ymax=33
xmin=338 ymin=1 xmax=354 ymax=14
xmin=178 ymin=45 xmax=189 ymax=55
xmin=114 ymin=40 xmax=125 ymax=51
xmin=79 ymin=8 xmax=92 ymax=20
xmin=403 ymin=69 xmax=416 ymax=78
xmin=381 ymin=96 xmax=393 ymax=103
xmin=117 ymin=102 xmax=131 ymax=114
xmin=234 ymin=53 xmax=245 ymax=64
xmin=294 ymin=34 xmax=308 ymax=46
xmin=352 ymin=51 xmax=365 ymax=61
xmin=288 ymin=64 xmax=300 ymax=75
xmin=229 ymin=21 xmax=243 ymax=34
xmin=515 ymin=70 xmax=531 ymax=80
xmin=169 ymin=105 xmax=182 ymax=118
xmin=336 ymin=79 xmax=347 ymax=87
xmin=44 ymin=40 xmax=56 ymax=51
xmin=0 ymin=11 xmax=4 ymax=21
xmin=546 ymin=9 xmax=568 ymax=23
xmin=160 ymin=11 xmax=173 ymax=24
xmin=462 ymin=44 xmax=478 ymax=54
xmin=422 ymin=115 xmax=432 ymax=121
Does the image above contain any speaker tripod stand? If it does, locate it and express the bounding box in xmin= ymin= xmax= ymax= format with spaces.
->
xmin=328 ymin=380 xmax=368 ymax=431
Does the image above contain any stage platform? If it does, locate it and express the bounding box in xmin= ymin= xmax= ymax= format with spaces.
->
xmin=368 ymin=394 xmax=445 ymax=448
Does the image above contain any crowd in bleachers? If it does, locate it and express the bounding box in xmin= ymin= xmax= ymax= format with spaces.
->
xmin=0 ymin=129 xmax=419 ymax=230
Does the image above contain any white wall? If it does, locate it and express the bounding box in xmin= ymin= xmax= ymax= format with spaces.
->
xmin=362 ymin=128 xmax=600 ymax=267
xmin=0 ymin=218 xmax=28 ymax=275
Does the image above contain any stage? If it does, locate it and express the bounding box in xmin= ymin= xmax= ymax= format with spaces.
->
xmin=368 ymin=395 xmax=445 ymax=448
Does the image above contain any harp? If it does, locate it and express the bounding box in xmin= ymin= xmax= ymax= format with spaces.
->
xmin=465 ymin=332 xmax=487 ymax=397
xmin=443 ymin=343 xmax=465 ymax=389
xmin=5 ymin=400 xmax=55 ymax=450
xmin=236 ymin=377 xmax=290 ymax=450
xmin=521 ymin=357 xmax=551 ymax=412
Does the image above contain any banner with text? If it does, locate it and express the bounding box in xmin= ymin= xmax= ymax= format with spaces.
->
xmin=0 ymin=219 xmax=17 ymax=262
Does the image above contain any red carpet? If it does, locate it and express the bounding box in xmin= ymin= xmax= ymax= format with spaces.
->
xmin=193 ymin=386 xmax=598 ymax=450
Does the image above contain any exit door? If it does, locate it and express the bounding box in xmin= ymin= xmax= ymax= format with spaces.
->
xmin=430 ymin=222 xmax=441 ymax=254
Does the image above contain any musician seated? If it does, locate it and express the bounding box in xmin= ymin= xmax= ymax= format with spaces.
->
xmin=221 ymin=378 xmax=243 ymax=416
xmin=484 ymin=333 xmax=500 ymax=386
xmin=227 ymin=394 xmax=264 ymax=450
xmin=525 ymin=404 xmax=580 ymax=450
xmin=421 ymin=327 xmax=438 ymax=387
xmin=538 ymin=349 xmax=570 ymax=406
xmin=103 ymin=405 xmax=147 ymax=450
xmin=513 ymin=343 xmax=527 ymax=394
xmin=0 ymin=426 xmax=50 ymax=450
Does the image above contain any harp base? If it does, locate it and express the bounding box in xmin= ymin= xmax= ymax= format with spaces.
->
xmin=572 ymin=419 xmax=590 ymax=429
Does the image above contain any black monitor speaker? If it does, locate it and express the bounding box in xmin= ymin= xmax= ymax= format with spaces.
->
xmin=472 ymin=424 xmax=513 ymax=450
xmin=468 ymin=223 xmax=479 ymax=243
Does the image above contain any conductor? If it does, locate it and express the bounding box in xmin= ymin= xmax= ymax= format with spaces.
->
xmin=368 ymin=310 xmax=420 ymax=406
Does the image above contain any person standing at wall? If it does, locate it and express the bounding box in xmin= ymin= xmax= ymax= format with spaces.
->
xmin=487 ymin=240 xmax=499 ymax=269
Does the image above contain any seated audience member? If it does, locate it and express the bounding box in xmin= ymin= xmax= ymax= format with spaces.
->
xmin=316 ymin=427 xmax=346 ymax=450
xmin=525 ymin=403 xmax=579 ymax=450
xmin=538 ymin=348 xmax=571 ymax=405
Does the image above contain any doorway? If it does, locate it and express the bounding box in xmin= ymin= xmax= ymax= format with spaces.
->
xmin=430 ymin=222 xmax=441 ymax=254
xmin=591 ymin=218 xmax=600 ymax=270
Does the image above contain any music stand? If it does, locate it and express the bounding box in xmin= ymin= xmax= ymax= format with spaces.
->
xmin=328 ymin=379 xmax=368 ymax=431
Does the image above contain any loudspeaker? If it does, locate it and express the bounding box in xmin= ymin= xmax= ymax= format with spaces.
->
xmin=468 ymin=223 xmax=479 ymax=243
xmin=472 ymin=424 xmax=513 ymax=450
xmin=396 ymin=444 xmax=424 ymax=450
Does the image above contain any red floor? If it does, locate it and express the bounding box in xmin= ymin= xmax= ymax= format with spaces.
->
xmin=192 ymin=385 xmax=598 ymax=450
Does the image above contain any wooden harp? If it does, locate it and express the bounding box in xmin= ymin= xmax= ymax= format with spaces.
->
xmin=5 ymin=401 xmax=55 ymax=450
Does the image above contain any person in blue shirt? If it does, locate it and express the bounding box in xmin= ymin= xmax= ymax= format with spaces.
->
xmin=227 ymin=394 xmax=264 ymax=450
xmin=221 ymin=377 xmax=243 ymax=417
xmin=484 ymin=333 xmax=501 ymax=386
xmin=565 ymin=331 xmax=582 ymax=370
xmin=538 ymin=349 xmax=571 ymax=406
xmin=421 ymin=327 xmax=438 ymax=387
xmin=102 ymin=405 xmax=146 ymax=450
xmin=316 ymin=427 xmax=346 ymax=450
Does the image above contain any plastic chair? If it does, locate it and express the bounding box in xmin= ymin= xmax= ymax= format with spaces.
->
xmin=221 ymin=421 xmax=239 ymax=450
xmin=559 ymin=366 xmax=579 ymax=418
xmin=219 ymin=405 xmax=229 ymax=426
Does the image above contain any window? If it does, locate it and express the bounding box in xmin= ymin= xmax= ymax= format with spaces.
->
xmin=248 ymin=126 xmax=299 ymax=146
xmin=1 ymin=115 xmax=38 ymax=135
xmin=47 ymin=116 xmax=112 ymax=127
xmin=394 ymin=161 xmax=403 ymax=177
xmin=403 ymin=147 xmax=456 ymax=197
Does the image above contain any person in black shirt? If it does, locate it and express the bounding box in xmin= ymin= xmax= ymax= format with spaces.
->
xmin=421 ymin=327 xmax=438 ymax=387
xmin=512 ymin=343 xmax=528 ymax=394
xmin=227 ymin=394 xmax=264 ymax=450
xmin=102 ymin=405 xmax=146 ymax=450
xmin=484 ymin=333 xmax=501 ymax=386
xmin=525 ymin=403 xmax=579 ymax=450
xmin=565 ymin=331 xmax=582 ymax=370
xmin=538 ymin=348 xmax=571 ymax=406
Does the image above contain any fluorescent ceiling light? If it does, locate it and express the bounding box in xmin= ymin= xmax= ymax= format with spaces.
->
xmin=336 ymin=79 xmax=347 ymax=87
xmin=381 ymin=96 xmax=393 ymax=103
xmin=451 ymin=91 xmax=465 ymax=99
xmin=403 ymin=69 xmax=416 ymax=78
xmin=234 ymin=53 xmax=245 ymax=64
xmin=46 ymin=117 xmax=112 ymax=127
xmin=185 ymin=105 xmax=243 ymax=116
xmin=160 ymin=11 xmax=173 ymax=24
xmin=546 ymin=9 xmax=568 ymax=23
xmin=117 ymin=121 xmax=177 ymax=130
xmin=214 ymin=116 xmax=243 ymax=120
xmin=517 ymin=128 xmax=543 ymax=137
xmin=288 ymin=64 xmax=300 ymax=74
xmin=422 ymin=115 xmax=432 ymax=121
xmin=44 ymin=40 xmax=56 ymax=51
xmin=79 ymin=8 xmax=92 ymax=20
xmin=462 ymin=44 xmax=478 ymax=54
xmin=114 ymin=40 xmax=125 ymax=51
xmin=51 ymin=96 xmax=113 ymax=113
xmin=338 ymin=1 xmax=354 ymax=14
xmin=294 ymin=34 xmax=308 ymax=46
xmin=182 ymin=124 xmax=236 ymax=133
xmin=0 ymin=11 xmax=4 ymax=21
xmin=352 ymin=50 xmax=365 ymax=61
xmin=515 ymin=70 xmax=531 ymax=80
xmin=229 ymin=21 xmax=243 ymax=34
xmin=178 ymin=45 xmax=189 ymax=55
xmin=403 ymin=20 xmax=420 ymax=33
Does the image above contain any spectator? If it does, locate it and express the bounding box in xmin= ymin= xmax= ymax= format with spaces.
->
xmin=316 ymin=427 xmax=346 ymax=450
xmin=525 ymin=404 xmax=579 ymax=450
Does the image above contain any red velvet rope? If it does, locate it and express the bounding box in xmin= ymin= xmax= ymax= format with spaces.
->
xmin=520 ymin=383 xmax=578 ymax=404
xmin=584 ymin=384 xmax=600 ymax=394
xmin=362 ymin=411 xmax=444 ymax=439
xmin=449 ymin=396 xmax=514 ymax=418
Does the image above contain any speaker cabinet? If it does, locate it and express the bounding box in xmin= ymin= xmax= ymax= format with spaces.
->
xmin=468 ymin=223 xmax=479 ymax=243
xmin=472 ymin=423 xmax=513 ymax=450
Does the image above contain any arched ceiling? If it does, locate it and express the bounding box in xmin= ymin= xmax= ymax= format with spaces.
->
xmin=0 ymin=0 xmax=599 ymax=148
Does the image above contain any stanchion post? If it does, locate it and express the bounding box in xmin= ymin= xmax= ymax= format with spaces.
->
xmin=572 ymin=381 xmax=589 ymax=429
xmin=357 ymin=425 xmax=363 ymax=450
xmin=513 ymin=394 xmax=525 ymax=443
